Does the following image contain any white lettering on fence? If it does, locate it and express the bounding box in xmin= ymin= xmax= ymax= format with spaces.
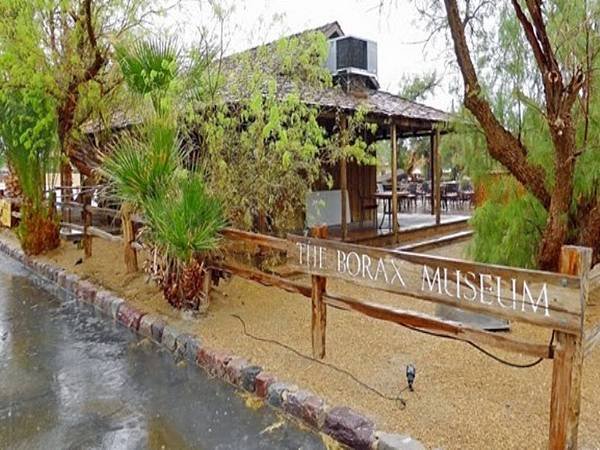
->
xmin=295 ymin=243 xmax=551 ymax=318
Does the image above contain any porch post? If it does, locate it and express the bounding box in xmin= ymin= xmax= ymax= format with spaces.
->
xmin=340 ymin=115 xmax=348 ymax=241
xmin=429 ymin=133 xmax=435 ymax=215
xmin=340 ymin=158 xmax=348 ymax=241
xmin=391 ymin=122 xmax=399 ymax=241
xmin=433 ymin=127 xmax=441 ymax=225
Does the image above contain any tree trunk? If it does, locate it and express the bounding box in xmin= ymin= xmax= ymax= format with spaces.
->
xmin=443 ymin=0 xmax=588 ymax=269
xmin=537 ymin=124 xmax=577 ymax=270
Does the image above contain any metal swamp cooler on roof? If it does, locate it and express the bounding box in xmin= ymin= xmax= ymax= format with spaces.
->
xmin=326 ymin=36 xmax=379 ymax=90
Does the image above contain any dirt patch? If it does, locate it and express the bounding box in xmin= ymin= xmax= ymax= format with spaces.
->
xmin=8 ymin=229 xmax=599 ymax=449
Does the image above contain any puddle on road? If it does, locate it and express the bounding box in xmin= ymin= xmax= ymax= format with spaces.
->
xmin=0 ymin=256 xmax=326 ymax=449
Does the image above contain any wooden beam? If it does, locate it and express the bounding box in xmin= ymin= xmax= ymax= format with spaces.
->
xmin=340 ymin=114 xmax=349 ymax=242
xmin=87 ymin=226 xmax=122 ymax=243
xmin=549 ymin=246 xmax=592 ymax=450
xmin=341 ymin=157 xmax=348 ymax=241
xmin=324 ymin=292 xmax=551 ymax=359
xmin=311 ymin=225 xmax=328 ymax=359
xmin=391 ymin=122 xmax=399 ymax=241
xmin=121 ymin=202 xmax=138 ymax=273
xmin=287 ymin=235 xmax=583 ymax=333
xmin=216 ymin=261 xmax=312 ymax=298
xmin=433 ymin=128 xmax=441 ymax=225
xmin=430 ymin=133 xmax=435 ymax=215
xmin=221 ymin=227 xmax=289 ymax=252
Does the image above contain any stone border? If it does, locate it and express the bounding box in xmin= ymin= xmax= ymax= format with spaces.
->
xmin=0 ymin=238 xmax=424 ymax=450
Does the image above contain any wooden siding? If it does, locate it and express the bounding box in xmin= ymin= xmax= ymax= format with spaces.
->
xmin=321 ymin=160 xmax=377 ymax=222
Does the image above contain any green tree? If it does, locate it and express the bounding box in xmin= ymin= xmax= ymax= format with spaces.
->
xmin=186 ymin=30 xmax=375 ymax=234
xmin=0 ymin=0 xmax=162 ymax=188
xmin=102 ymin=37 xmax=225 ymax=311
xmin=0 ymin=86 xmax=60 ymax=254
xmin=414 ymin=0 xmax=600 ymax=269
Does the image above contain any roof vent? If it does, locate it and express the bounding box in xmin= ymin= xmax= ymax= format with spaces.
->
xmin=326 ymin=36 xmax=379 ymax=90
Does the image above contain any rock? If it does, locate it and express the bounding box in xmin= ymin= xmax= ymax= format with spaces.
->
xmin=266 ymin=382 xmax=297 ymax=408
xmin=175 ymin=334 xmax=202 ymax=363
xmin=75 ymin=280 xmax=96 ymax=303
xmin=162 ymin=325 xmax=179 ymax=352
xmin=323 ymin=406 xmax=375 ymax=450
xmin=255 ymin=372 xmax=276 ymax=398
xmin=240 ymin=366 xmax=262 ymax=392
xmin=150 ymin=319 xmax=166 ymax=343
xmin=116 ymin=303 xmax=145 ymax=330
xmin=139 ymin=315 xmax=165 ymax=343
xmin=94 ymin=291 xmax=123 ymax=318
xmin=212 ymin=351 xmax=233 ymax=378
xmin=196 ymin=348 xmax=232 ymax=377
xmin=93 ymin=291 xmax=113 ymax=315
xmin=139 ymin=315 xmax=157 ymax=338
xmin=376 ymin=432 xmax=426 ymax=450
xmin=284 ymin=390 xmax=326 ymax=428
xmin=63 ymin=274 xmax=80 ymax=292
xmin=93 ymin=290 xmax=112 ymax=308
xmin=224 ymin=356 xmax=249 ymax=385
xmin=109 ymin=296 xmax=124 ymax=319
xmin=197 ymin=346 xmax=214 ymax=368
xmin=47 ymin=265 xmax=61 ymax=282
xmin=56 ymin=271 xmax=67 ymax=288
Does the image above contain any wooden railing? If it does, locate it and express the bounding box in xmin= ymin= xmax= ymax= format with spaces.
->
xmin=216 ymin=226 xmax=598 ymax=450
xmin=6 ymin=193 xmax=599 ymax=449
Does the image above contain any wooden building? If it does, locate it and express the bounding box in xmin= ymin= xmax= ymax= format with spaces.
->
xmin=80 ymin=22 xmax=460 ymax=246
xmin=225 ymin=22 xmax=456 ymax=245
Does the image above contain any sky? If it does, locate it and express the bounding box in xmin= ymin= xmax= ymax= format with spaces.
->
xmin=164 ymin=0 xmax=457 ymax=110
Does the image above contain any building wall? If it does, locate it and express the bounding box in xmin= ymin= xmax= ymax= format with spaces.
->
xmin=321 ymin=160 xmax=377 ymax=222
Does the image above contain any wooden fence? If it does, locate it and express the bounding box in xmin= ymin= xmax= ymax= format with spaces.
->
xmin=10 ymin=193 xmax=600 ymax=449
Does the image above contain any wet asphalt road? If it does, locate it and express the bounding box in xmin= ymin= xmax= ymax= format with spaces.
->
xmin=0 ymin=256 xmax=325 ymax=450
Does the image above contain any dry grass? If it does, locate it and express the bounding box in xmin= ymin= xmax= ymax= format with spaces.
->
xmin=9 ymin=230 xmax=599 ymax=450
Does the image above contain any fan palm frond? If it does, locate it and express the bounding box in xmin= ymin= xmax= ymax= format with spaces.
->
xmin=101 ymin=123 xmax=182 ymax=208
xmin=116 ymin=37 xmax=181 ymax=113
xmin=144 ymin=172 xmax=225 ymax=263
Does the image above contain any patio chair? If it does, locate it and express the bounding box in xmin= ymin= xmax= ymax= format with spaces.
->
xmin=459 ymin=180 xmax=475 ymax=208
xmin=406 ymin=183 xmax=418 ymax=210
xmin=422 ymin=181 xmax=432 ymax=212
xmin=444 ymin=182 xmax=460 ymax=210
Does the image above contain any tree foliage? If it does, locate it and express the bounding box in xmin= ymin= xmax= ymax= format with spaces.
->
xmin=102 ymin=36 xmax=225 ymax=310
xmin=0 ymin=86 xmax=60 ymax=254
xmin=0 ymin=0 xmax=162 ymax=183
xmin=186 ymin=30 xmax=375 ymax=234
xmin=415 ymin=0 xmax=600 ymax=268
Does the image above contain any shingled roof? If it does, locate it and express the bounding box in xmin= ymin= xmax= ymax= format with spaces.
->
xmin=83 ymin=21 xmax=450 ymax=136
xmin=220 ymin=21 xmax=451 ymax=133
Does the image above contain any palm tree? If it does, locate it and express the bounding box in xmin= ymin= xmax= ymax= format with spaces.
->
xmin=144 ymin=173 xmax=225 ymax=310
xmin=102 ymin=37 xmax=224 ymax=310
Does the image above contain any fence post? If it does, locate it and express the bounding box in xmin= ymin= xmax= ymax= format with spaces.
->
xmin=549 ymin=246 xmax=592 ymax=450
xmin=200 ymin=266 xmax=212 ymax=313
xmin=82 ymin=195 xmax=92 ymax=259
xmin=311 ymin=224 xmax=328 ymax=359
xmin=121 ymin=202 xmax=138 ymax=273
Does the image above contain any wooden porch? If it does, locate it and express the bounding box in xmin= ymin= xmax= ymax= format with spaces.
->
xmin=327 ymin=212 xmax=471 ymax=246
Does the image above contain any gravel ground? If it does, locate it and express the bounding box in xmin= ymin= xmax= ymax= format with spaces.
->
xmin=16 ymin=231 xmax=599 ymax=450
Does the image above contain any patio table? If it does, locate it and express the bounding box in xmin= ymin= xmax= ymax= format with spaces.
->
xmin=374 ymin=191 xmax=409 ymax=230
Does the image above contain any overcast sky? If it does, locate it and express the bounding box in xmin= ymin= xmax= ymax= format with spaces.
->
xmin=165 ymin=0 xmax=457 ymax=110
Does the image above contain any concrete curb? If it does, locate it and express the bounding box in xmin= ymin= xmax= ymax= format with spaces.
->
xmin=0 ymin=239 xmax=425 ymax=450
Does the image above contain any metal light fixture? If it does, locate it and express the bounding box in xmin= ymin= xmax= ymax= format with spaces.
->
xmin=406 ymin=364 xmax=416 ymax=391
